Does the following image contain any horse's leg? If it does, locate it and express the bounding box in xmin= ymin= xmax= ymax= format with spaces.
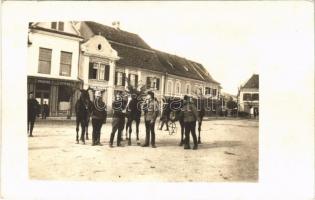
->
xmin=125 ymin=118 xmax=129 ymax=140
xmin=198 ymin=120 xmax=202 ymax=144
xmin=128 ymin=119 xmax=132 ymax=146
xmin=179 ymin=120 xmax=184 ymax=146
xmin=80 ymin=122 xmax=86 ymax=144
xmin=76 ymin=119 xmax=80 ymax=144
xmin=86 ymin=119 xmax=89 ymax=140
xmin=136 ymin=118 xmax=140 ymax=145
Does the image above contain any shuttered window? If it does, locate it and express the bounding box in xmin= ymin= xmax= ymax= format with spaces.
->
xmin=252 ymin=93 xmax=259 ymax=101
xmin=89 ymin=62 xmax=110 ymax=81
xmin=212 ymin=89 xmax=217 ymax=96
xmin=60 ymin=51 xmax=72 ymax=76
xmin=243 ymin=93 xmax=251 ymax=101
xmin=38 ymin=47 xmax=52 ymax=74
xmin=104 ymin=65 xmax=110 ymax=81
xmin=89 ymin=62 xmax=98 ymax=79
xmin=99 ymin=64 xmax=105 ymax=80
xmin=128 ymin=74 xmax=138 ymax=87
xmin=146 ymin=77 xmax=151 ymax=89
xmin=115 ymin=72 xmax=125 ymax=86
xmin=146 ymin=77 xmax=160 ymax=90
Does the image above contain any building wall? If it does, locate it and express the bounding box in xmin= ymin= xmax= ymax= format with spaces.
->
xmin=164 ymin=74 xmax=220 ymax=99
xmin=27 ymin=31 xmax=81 ymax=80
xmin=27 ymin=22 xmax=82 ymax=117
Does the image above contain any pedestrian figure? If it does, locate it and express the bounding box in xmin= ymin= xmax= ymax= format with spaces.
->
xmin=180 ymin=95 xmax=200 ymax=150
xmin=27 ymin=92 xmax=39 ymax=137
xmin=91 ymin=90 xmax=107 ymax=146
xmin=109 ymin=92 xmax=126 ymax=147
xmin=142 ymin=91 xmax=159 ymax=148
xmin=159 ymin=98 xmax=170 ymax=131
xmin=41 ymin=101 xmax=49 ymax=119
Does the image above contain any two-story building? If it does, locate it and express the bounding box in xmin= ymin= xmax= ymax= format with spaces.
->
xmin=74 ymin=21 xmax=221 ymax=112
xmin=27 ymin=22 xmax=83 ymax=117
xmin=238 ymin=74 xmax=259 ymax=113
xmin=28 ymin=21 xmax=221 ymax=116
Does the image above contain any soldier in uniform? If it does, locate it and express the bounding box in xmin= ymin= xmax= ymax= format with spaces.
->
xmin=91 ymin=90 xmax=107 ymax=146
xmin=180 ymin=95 xmax=200 ymax=150
xmin=27 ymin=92 xmax=39 ymax=137
xmin=142 ymin=91 xmax=159 ymax=148
xmin=109 ymin=92 xmax=126 ymax=147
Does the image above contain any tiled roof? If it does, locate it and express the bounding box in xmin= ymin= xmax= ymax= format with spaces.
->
xmin=242 ymin=74 xmax=259 ymax=89
xmin=154 ymin=50 xmax=219 ymax=84
xmin=84 ymin=21 xmax=151 ymax=49
xmin=110 ymin=42 xmax=166 ymax=72
xmin=83 ymin=21 xmax=219 ymax=84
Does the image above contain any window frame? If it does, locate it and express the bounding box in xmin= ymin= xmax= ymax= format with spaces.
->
xmin=38 ymin=47 xmax=52 ymax=74
xmin=59 ymin=51 xmax=72 ymax=77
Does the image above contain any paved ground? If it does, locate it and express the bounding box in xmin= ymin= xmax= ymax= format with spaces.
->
xmin=28 ymin=119 xmax=258 ymax=182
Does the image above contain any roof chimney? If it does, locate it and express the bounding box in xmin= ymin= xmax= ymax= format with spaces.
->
xmin=112 ymin=21 xmax=120 ymax=30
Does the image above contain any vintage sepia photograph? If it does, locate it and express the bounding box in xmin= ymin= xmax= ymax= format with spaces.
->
xmin=1 ymin=1 xmax=314 ymax=200
xmin=27 ymin=20 xmax=259 ymax=181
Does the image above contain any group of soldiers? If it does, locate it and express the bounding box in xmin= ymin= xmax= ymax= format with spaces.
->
xmin=28 ymin=90 xmax=201 ymax=150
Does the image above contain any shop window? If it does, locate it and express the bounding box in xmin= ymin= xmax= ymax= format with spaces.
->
xmin=38 ymin=47 xmax=52 ymax=74
xmin=60 ymin=51 xmax=72 ymax=76
xmin=243 ymin=93 xmax=252 ymax=101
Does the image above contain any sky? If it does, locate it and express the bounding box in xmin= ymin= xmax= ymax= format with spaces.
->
xmin=90 ymin=1 xmax=313 ymax=95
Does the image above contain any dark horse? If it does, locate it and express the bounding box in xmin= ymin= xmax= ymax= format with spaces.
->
xmin=125 ymin=93 xmax=142 ymax=145
xmin=75 ymin=89 xmax=92 ymax=144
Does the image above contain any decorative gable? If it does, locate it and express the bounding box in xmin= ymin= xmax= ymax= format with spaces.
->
xmin=81 ymin=35 xmax=119 ymax=60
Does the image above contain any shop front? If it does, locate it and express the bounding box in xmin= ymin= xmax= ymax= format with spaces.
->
xmin=27 ymin=76 xmax=82 ymax=117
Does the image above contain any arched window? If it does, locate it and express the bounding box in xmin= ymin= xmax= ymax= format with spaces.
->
xmin=175 ymin=82 xmax=181 ymax=95
xmin=167 ymin=80 xmax=173 ymax=95
xmin=186 ymin=83 xmax=191 ymax=94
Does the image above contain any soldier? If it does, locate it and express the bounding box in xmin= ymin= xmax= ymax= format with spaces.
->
xmin=91 ymin=90 xmax=107 ymax=146
xmin=109 ymin=92 xmax=126 ymax=147
xmin=180 ymin=95 xmax=200 ymax=150
xmin=27 ymin=92 xmax=39 ymax=137
xmin=41 ymin=101 xmax=49 ymax=119
xmin=142 ymin=91 xmax=159 ymax=148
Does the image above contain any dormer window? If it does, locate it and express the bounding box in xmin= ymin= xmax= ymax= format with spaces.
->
xmin=51 ymin=22 xmax=64 ymax=31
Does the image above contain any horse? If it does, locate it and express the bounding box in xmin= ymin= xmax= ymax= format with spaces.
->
xmin=75 ymin=89 xmax=93 ymax=144
xmin=125 ymin=93 xmax=142 ymax=145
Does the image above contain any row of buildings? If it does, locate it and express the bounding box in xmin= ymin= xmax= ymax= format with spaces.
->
xmin=27 ymin=21 xmax=221 ymax=117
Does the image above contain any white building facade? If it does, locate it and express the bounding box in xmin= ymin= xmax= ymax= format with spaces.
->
xmin=27 ymin=22 xmax=83 ymax=117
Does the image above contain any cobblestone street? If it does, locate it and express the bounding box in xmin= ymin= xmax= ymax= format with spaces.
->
xmin=28 ymin=119 xmax=258 ymax=182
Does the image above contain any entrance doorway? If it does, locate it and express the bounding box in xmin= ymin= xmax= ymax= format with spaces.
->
xmin=35 ymin=83 xmax=50 ymax=116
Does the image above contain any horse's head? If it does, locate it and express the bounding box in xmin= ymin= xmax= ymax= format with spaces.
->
xmin=80 ymin=89 xmax=91 ymax=106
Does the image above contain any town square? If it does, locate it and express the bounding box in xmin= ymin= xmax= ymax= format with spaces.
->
xmin=29 ymin=118 xmax=258 ymax=182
